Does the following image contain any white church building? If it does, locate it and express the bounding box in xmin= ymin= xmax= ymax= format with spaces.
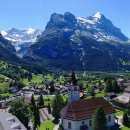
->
xmin=61 ymin=71 xmax=116 ymax=130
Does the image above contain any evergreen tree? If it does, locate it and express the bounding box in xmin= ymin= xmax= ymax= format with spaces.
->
xmin=92 ymin=106 xmax=107 ymax=130
xmin=50 ymin=85 xmax=55 ymax=93
xmin=37 ymin=105 xmax=41 ymax=127
xmin=47 ymin=103 xmax=51 ymax=114
xmin=33 ymin=104 xmax=41 ymax=129
xmin=38 ymin=93 xmax=44 ymax=107
xmin=71 ymin=68 xmax=77 ymax=85
xmin=52 ymin=91 xmax=64 ymax=122
xmin=105 ymin=80 xmax=113 ymax=92
xmin=33 ymin=105 xmax=38 ymax=130
xmin=127 ymin=100 xmax=130 ymax=116
xmin=123 ymin=112 xmax=129 ymax=127
xmin=89 ymin=86 xmax=95 ymax=97
xmin=112 ymin=79 xmax=120 ymax=93
xmin=31 ymin=94 xmax=35 ymax=106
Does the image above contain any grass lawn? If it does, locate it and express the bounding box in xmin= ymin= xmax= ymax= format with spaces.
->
xmin=115 ymin=109 xmax=124 ymax=116
xmin=38 ymin=120 xmax=55 ymax=130
xmin=0 ymin=82 xmax=10 ymax=90
xmin=23 ymin=74 xmax=43 ymax=85
xmin=0 ymin=74 xmax=7 ymax=78
xmin=95 ymin=92 xmax=105 ymax=98
xmin=0 ymin=93 xmax=15 ymax=97
xmin=119 ymin=126 xmax=130 ymax=130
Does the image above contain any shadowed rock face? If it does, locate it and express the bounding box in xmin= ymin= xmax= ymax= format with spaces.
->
xmin=24 ymin=12 xmax=130 ymax=71
xmin=0 ymin=33 xmax=21 ymax=63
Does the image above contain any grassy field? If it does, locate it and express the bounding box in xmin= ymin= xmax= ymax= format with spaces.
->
xmin=23 ymin=74 xmax=43 ymax=85
xmin=0 ymin=82 xmax=10 ymax=90
xmin=0 ymin=74 xmax=7 ymax=78
xmin=95 ymin=92 xmax=105 ymax=98
xmin=0 ymin=93 xmax=15 ymax=97
xmin=43 ymin=94 xmax=68 ymax=106
xmin=115 ymin=109 xmax=124 ymax=116
xmin=120 ymin=126 xmax=130 ymax=130
xmin=38 ymin=120 xmax=55 ymax=130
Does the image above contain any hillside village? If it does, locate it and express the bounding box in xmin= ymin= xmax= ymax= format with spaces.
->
xmin=1 ymin=70 xmax=130 ymax=130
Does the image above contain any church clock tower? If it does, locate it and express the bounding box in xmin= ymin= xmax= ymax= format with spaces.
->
xmin=68 ymin=69 xmax=80 ymax=102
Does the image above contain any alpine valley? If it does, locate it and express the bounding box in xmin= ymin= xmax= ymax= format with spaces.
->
xmin=1 ymin=12 xmax=130 ymax=71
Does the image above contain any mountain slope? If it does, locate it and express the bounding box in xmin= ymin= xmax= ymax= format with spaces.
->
xmin=0 ymin=33 xmax=21 ymax=62
xmin=24 ymin=12 xmax=130 ymax=71
xmin=1 ymin=28 xmax=41 ymax=56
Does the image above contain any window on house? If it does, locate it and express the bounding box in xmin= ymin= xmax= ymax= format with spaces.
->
xmin=68 ymin=122 xmax=71 ymax=129
xmin=74 ymin=87 xmax=77 ymax=90
xmin=82 ymin=121 xmax=85 ymax=124
xmin=108 ymin=115 xmax=111 ymax=122
xmin=89 ymin=120 xmax=92 ymax=127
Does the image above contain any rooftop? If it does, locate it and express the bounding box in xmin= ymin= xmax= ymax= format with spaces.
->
xmin=61 ymin=97 xmax=116 ymax=121
xmin=113 ymin=94 xmax=130 ymax=104
xmin=0 ymin=112 xmax=27 ymax=130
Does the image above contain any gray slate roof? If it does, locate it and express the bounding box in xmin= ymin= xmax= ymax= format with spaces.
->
xmin=0 ymin=112 xmax=27 ymax=130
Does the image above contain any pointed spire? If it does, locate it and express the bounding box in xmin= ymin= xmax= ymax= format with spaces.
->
xmin=71 ymin=68 xmax=77 ymax=85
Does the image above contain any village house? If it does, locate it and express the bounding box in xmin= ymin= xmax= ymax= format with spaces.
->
xmin=112 ymin=93 xmax=130 ymax=109
xmin=112 ymin=86 xmax=130 ymax=109
xmin=61 ymin=71 xmax=116 ymax=130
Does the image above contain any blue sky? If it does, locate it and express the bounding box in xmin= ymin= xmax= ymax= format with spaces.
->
xmin=0 ymin=0 xmax=130 ymax=38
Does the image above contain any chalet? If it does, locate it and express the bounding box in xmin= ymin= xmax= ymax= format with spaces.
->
xmin=124 ymin=86 xmax=130 ymax=93
xmin=61 ymin=71 xmax=116 ymax=130
xmin=112 ymin=93 xmax=130 ymax=109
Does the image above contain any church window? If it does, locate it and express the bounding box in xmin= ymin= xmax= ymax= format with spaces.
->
xmin=68 ymin=122 xmax=71 ymax=129
xmin=82 ymin=121 xmax=85 ymax=124
xmin=108 ymin=115 xmax=111 ymax=122
xmin=74 ymin=87 xmax=77 ymax=90
xmin=89 ymin=120 xmax=92 ymax=127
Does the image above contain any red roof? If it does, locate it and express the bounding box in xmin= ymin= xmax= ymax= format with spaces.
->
xmin=61 ymin=97 xmax=116 ymax=121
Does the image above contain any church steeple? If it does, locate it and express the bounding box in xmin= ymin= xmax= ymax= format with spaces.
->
xmin=68 ymin=69 xmax=80 ymax=102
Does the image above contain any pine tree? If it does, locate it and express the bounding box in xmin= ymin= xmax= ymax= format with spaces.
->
xmin=52 ymin=91 xmax=64 ymax=122
xmin=105 ymin=80 xmax=113 ymax=92
xmin=38 ymin=93 xmax=44 ymax=107
xmin=112 ymin=79 xmax=120 ymax=93
xmin=33 ymin=104 xmax=41 ymax=129
xmin=37 ymin=105 xmax=41 ymax=127
xmin=89 ymin=86 xmax=95 ymax=97
xmin=31 ymin=94 xmax=35 ymax=106
xmin=123 ymin=112 xmax=129 ymax=127
xmin=127 ymin=100 xmax=130 ymax=116
xmin=47 ymin=103 xmax=51 ymax=114
xmin=92 ymin=106 xmax=107 ymax=130
xmin=71 ymin=68 xmax=77 ymax=85
xmin=33 ymin=105 xmax=37 ymax=130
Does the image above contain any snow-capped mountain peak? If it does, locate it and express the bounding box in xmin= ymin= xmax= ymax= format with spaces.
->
xmin=76 ymin=12 xmax=129 ymax=42
xmin=1 ymin=31 xmax=8 ymax=36
xmin=26 ymin=28 xmax=36 ymax=34
xmin=92 ymin=12 xmax=102 ymax=20
xmin=1 ymin=28 xmax=42 ymax=55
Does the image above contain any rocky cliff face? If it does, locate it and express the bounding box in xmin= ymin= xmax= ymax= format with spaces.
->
xmin=1 ymin=28 xmax=41 ymax=56
xmin=24 ymin=12 xmax=130 ymax=71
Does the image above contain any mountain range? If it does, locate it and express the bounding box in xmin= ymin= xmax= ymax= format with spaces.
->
xmin=1 ymin=12 xmax=130 ymax=71
xmin=1 ymin=28 xmax=41 ymax=56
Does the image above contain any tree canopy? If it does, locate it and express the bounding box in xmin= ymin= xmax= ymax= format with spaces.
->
xmin=92 ymin=106 xmax=107 ymax=130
